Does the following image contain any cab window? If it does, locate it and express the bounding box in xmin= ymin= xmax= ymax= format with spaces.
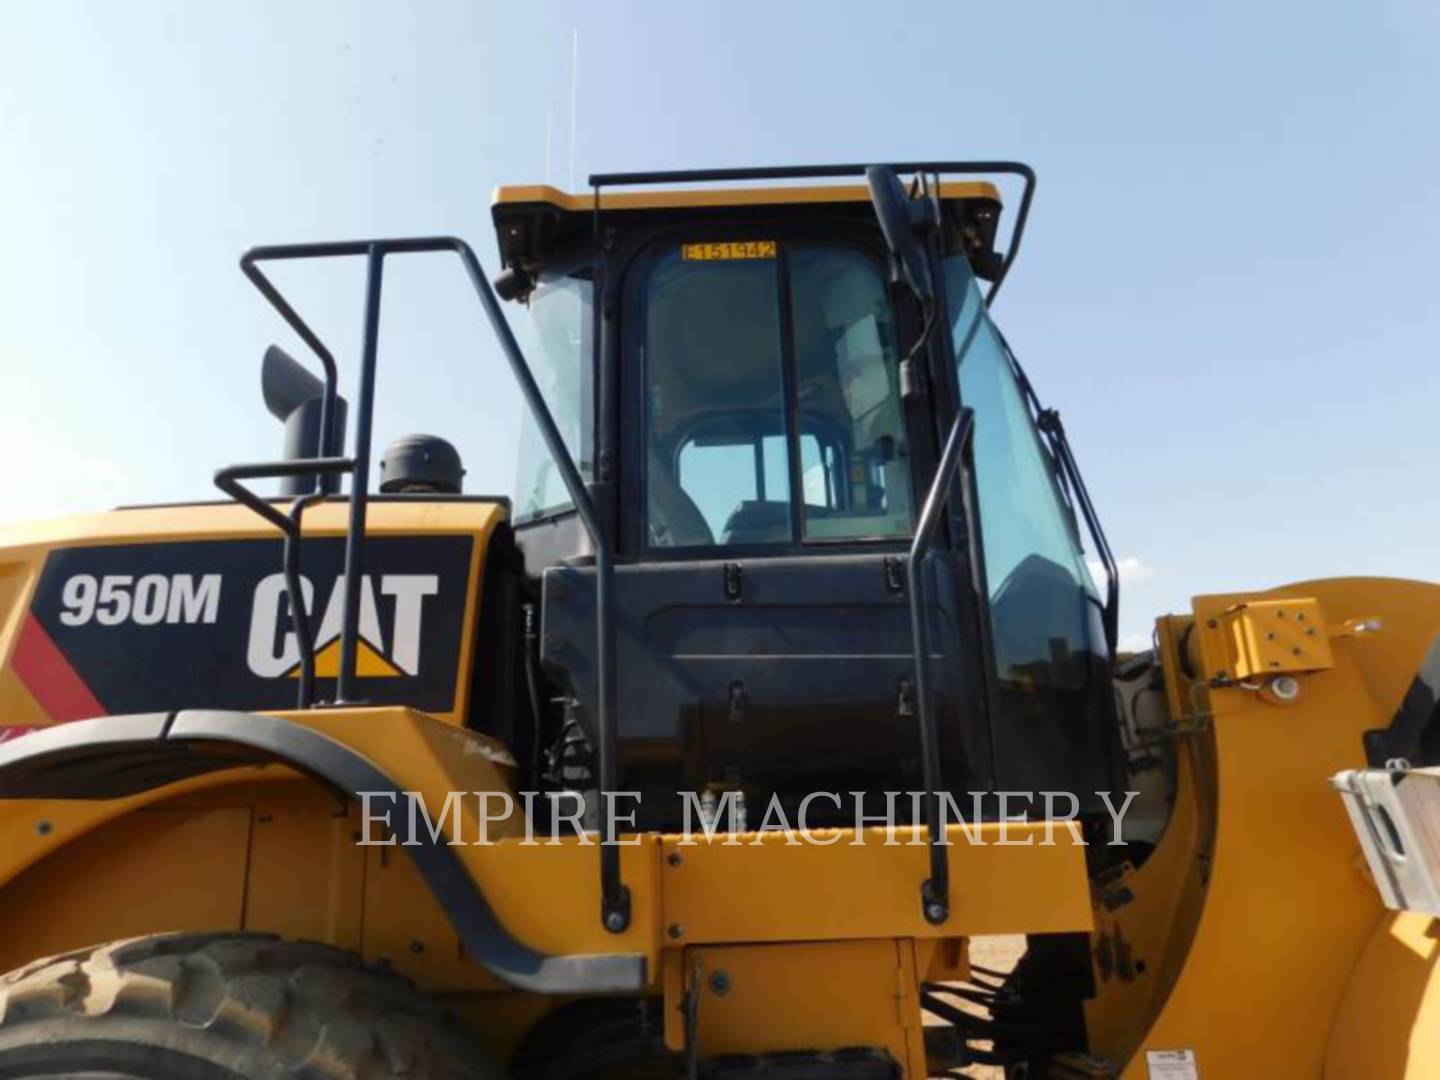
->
xmin=511 ymin=275 xmax=593 ymax=520
xmin=641 ymin=243 xmax=912 ymax=547
xmin=946 ymin=254 xmax=1100 ymax=688
xmin=789 ymin=246 xmax=911 ymax=540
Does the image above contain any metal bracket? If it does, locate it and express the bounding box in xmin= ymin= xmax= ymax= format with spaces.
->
xmin=1194 ymin=598 xmax=1337 ymax=683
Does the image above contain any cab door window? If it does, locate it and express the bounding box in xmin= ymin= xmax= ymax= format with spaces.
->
xmin=641 ymin=242 xmax=913 ymax=547
xmin=643 ymin=252 xmax=788 ymax=547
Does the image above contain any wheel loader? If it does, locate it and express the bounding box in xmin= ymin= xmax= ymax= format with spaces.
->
xmin=0 ymin=161 xmax=1437 ymax=1078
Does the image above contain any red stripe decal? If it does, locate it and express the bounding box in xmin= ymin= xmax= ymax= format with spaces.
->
xmin=11 ymin=613 xmax=105 ymax=723
xmin=0 ymin=726 xmax=40 ymax=745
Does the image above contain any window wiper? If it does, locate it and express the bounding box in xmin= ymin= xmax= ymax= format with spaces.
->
xmin=997 ymin=329 xmax=1120 ymax=657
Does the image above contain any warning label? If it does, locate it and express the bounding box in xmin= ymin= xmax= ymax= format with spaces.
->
xmin=1146 ymin=1049 xmax=1198 ymax=1080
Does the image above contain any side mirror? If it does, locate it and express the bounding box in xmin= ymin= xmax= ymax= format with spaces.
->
xmin=865 ymin=166 xmax=937 ymax=305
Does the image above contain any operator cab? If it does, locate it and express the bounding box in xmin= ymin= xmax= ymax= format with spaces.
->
xmin=492 ymin=173 xmax=1117 ymax=826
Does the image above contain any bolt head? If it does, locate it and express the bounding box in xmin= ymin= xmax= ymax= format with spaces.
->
xmin=34 ymin=820 xmax=52 ymax=837
xmin=1269 ymin=675 xmax=1301 ymax=702
xmin=666 ymin=851 xmax=683 ymax=867
xmin=667 ymin=923 xmax=685 ymax=939
xmin=925 ymin=901 xmax=947 ymax=923
xmin=709 ymin=970 xmax=731 ymax=995
xmin=605 ymin=911 xmax=627 ymax=932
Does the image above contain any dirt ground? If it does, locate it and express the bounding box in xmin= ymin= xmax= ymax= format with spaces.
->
xmin=928 ymin=934 xmax=1026 ymax=1079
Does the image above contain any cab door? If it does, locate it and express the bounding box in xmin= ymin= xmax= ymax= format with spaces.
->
xmin=538 ymin=233 xmax=984 ymax=807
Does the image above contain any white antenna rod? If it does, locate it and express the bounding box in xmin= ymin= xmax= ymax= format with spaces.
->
xmin=545 ymin=107 xmax=554 ymax=184
xmin=568 ymin=28 xmax=579 ymax=190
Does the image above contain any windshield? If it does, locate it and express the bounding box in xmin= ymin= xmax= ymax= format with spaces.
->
xmin=945 ymin=255 xmax=1100 ymax=689
xmin=511 ymin=275 xmax=593 ymax=520
xmin=641 ymin=242 xmax=913 ymax=547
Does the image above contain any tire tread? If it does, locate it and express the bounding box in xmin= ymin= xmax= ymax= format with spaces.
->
xmin=0 ymin=932 xmax=499 ymax=1079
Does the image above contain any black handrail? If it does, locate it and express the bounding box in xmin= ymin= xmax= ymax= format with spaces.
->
xmin=336 ymin=248 xmax=384 ymax=697
xmin=240 ymin=255 xmax=343 ymax=485
xmin=589 ymin=161 xmax=1035 ymax=301
xmin=214 ymin=458 xmax=354 ymax=707
xmin=284 ymin=491 xmax=326 ymax=705
xmin=224 ymin=236 xmax=629 ymax=934
xmin=908 ymin=406 xmax=976 ymax=925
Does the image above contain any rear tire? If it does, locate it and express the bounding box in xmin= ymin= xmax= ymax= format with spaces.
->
xmin=0 ymin=932 xmax=503 ymax=1079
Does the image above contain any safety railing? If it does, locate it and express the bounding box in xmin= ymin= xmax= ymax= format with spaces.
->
xmin=217 ymin=236 xmax=630 ymax=933
xmin=589 ymin=161 xmax=1035 ymax=301
xmin=214 ymin=459 xmax=351 ymax=707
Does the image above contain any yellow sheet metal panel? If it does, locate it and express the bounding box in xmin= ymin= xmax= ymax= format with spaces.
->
xmin=0 ymin=498 xmax=506 ymax=549
xmin=362 ymin=840 xmax=504 ymax=992
xmin=0 ymin=767 xmax=277 ymax=890
xmin=0 ymin=553 xmax=47 ymax=732
xmin=1325 ymin=911 xmax=1440 ymax=1078
xmin=1194 ymin=597 xmax=1335 ymax=681
xmin=658 ymin=821 xmax=1091 ymax=944
xmin=242 ymin=782 xmax=366 ymax=952
xmin=0 ymin=806 xmax=250 ymax=972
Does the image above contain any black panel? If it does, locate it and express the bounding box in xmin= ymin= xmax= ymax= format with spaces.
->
xmin=540 ymin=551 xmax=981 ymax=793
xmin=28 ymin=536 xmax=473 ymax=714
xmin=468 ymin=524 xmax=528 ymax=742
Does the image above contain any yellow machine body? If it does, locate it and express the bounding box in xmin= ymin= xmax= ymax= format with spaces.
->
xmin=1082 ymin=577 xmax=1440 ymax=1077
xmin=0 ymin=176 xmax=1437 ymax=1077
xmin=0 ymin=500 xmax=1097 ymax=1075
xmin=3 ymin=496 xmax=1439 ymax=1075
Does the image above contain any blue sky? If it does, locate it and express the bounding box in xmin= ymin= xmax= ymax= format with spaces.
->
xmin=2 ymin=0 xmax=1437 ymax=649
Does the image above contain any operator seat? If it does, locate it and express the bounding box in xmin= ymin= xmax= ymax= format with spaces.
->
xmin=647 ymin=448 xmax=714 ymax=547
xmin=720 ymin=500 xmax=790 ymax=545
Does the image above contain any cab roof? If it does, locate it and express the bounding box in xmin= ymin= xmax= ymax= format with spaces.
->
xmin=489 ymin=180 xmax=1006 ymax=278
xmin=492 ymin=180 xmax=1000 ymax=214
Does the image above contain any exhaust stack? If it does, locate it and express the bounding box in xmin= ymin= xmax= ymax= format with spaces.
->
xmin=260 ymin=345 xmax=348 ymax=495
